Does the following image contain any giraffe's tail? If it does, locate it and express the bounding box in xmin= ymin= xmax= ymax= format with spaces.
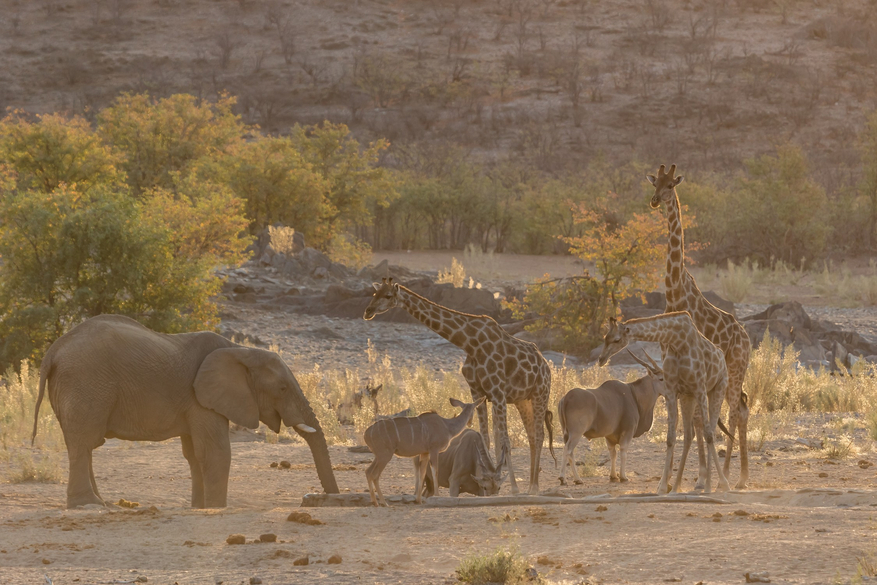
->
xmin=544 ymin=410 xmax=557 ymax=467
xmin=717 ymin=418 xmax=733 ymax=440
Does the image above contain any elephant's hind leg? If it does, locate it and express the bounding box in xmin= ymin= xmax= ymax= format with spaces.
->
xmin=66 ymin=444 xmax=106 ymax=509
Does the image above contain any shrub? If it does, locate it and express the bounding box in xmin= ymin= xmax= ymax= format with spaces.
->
xmin=326 ymin=233 xmax=373 ymax=270
xmin=98 ymin=93 xmax=247 ymax=197
xmin=718 ymin=260 xmax=753 ymax=303
xmin=6 ymin=451 xmax=62 ymax=483
xmin=456 ymin=547 xmax=535 ymax=585
xmin=437 ymin=258 xmax=467 ymax=287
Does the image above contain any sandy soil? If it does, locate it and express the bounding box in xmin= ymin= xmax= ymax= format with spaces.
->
xmin=4 ymin=252 xmax=877 ymax=584
xmin=2 ymin=423 xmax=876 ymax=585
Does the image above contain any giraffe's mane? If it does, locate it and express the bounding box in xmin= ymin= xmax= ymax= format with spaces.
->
xmin=397 ymin=284 xmax=495 ymax=321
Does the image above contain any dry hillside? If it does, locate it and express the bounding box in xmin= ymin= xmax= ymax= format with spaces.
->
xmin=2 ymin=0 xmax=877 ymax=180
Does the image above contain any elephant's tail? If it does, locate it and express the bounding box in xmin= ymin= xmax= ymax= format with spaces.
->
xmin=32 ymin=355 xmax=51 ymax=446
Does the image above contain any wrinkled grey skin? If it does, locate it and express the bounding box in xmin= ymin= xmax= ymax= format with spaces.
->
xmin=33 ymin=315 xmax=339 ymax=509
xmin=422 ymin=429 xmax=507 ymax=497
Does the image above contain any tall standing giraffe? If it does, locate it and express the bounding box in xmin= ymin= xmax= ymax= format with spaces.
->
xmin=597 ymin=313 xmax=731 ymax=495
xmin=364 ymin=278 xmax=553 ymax=495
xmin=647 ymin=164 xmax=751 ymax=489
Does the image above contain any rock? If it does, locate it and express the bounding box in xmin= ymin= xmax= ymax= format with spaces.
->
xmin=702 ymin=290 xmax=736 ymax=317
xmin=293 ymin=556 xmax=309 ymax=566
xmin=733 ymin=509 xmax=750 ymax=516
xmin=744 ymin=571 xmax=771 ymax=583
xmin=299 ymin=247 xmax=332 ymax=269
xmin=743 ymin=301 xmax=811 ymax=330
xmin=328 ymin=554 xmax=342 ymax=564
xmin=270 ymin=462 xmax=278 ymax=468
xmin=259 ymin=533 xmax=277 ymax=543
xmin=117 ymin=498 xmax=139 ymax=508
xmin=324 ymin=284 xmax=367 ymax=304
xmin=818 ymin=472 xmax=828 ymax=478
xmin=279 ymin=460 xmax=291 ymax=469
xmin=525 ymin=567 xmax=538 ymax=580
xmin=234 ymin=292 xmax=259 ymax=304
xmin=226 ymin=534 xmax=246 ymax=545
xmin=595 ymin=505 xmax=608 ymax=512
xmin=859 ymin=460 xmax=873 ymax=469
xmin=249 ymin=578 xmax=262 ymax=585
xmin=287 ymin=511 xmax=324 ymax=525
xmin=233 ymin=284 xmax=255 ymax=294
xmin=42 ymin=558 xmax=51 ymax=565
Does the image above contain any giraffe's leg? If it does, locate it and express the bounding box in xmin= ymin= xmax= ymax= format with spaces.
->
xmin=671 ymin=395 xmax=695 ymax=494
xmin=657 ymin=394 xmax=678 ymax=495
xmin=514 ymin=399 xmax=541 ymax=495
xmin=608 ymin=440 xmax=618 ymax=482
xmin=736 ymin=394 xmax=750 ymax=490
xmin=463 ymin=358 xmax=491 ymax=452
xmin=706 ymin=381 xmax=731 ymax=493
xmin=693 ymin=415 xmax=707 ymax=491
xmin=492 ymin=400 xmax=519 ymax=494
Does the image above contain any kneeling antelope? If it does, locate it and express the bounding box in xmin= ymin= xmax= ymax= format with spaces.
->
xmin=558 ymin=350 xmax=668 ymax=485
xmin=364 ymin=397 xmax=484 ymax=507
xmin=423 ymin=428 xmax=508 ymax=497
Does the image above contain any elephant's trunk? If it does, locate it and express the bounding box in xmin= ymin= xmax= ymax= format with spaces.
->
xmin=289 ymin=395 xmax=339 ymax=494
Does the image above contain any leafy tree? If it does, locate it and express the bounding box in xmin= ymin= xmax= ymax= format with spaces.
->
xmin=291 ymin=122 xmax=396 ymax=231
xmin=198 ymin=136 xmax=332 ymax=246
xmin=507 ymin=195 xmax=664 ymax=355
xmin=859 ymin=109 xmax=877 ymax=250
xmin=730 ymin=144 xmax=828 ymax=265
xmin=98 ymin=93 xmax=246 ymax=197
xmin=0 ymin=113 xmax=121 ymax=193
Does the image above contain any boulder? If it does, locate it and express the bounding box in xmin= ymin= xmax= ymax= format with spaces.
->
xmin=743 ymin=318 xmax=826 ymax=363
xmin=299 ymin=247 xmax=332 ymax=269
xmin=703 ymin=290 xmax=736 ymax=317
xmin=742 ymin=301 xmax=811 ymax=331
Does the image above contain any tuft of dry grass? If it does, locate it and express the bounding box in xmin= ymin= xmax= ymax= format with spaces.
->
xmin=456 ymin=546 xmax=539 ymax=585
xmin=437 ymin=257 xmax=467 ymax=287
xmin=719 ymin=260 xmax=754 ymax=303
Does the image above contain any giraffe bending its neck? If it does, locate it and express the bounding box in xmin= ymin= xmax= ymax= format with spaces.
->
xmin=364 ymin=278 xmax=554 ymax=496
xmin=648 ymin=164 xmax=752 ymax=490
xmin=598 ymin=312 xmax=731 ymax=495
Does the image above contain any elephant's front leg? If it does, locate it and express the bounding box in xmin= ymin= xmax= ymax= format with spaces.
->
xmin=192 ymin=426 xmax=232 ymax=508
xmin=181 ymin=435 xmax=206 ymax=508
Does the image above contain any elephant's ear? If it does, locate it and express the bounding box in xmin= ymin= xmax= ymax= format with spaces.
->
xmin=194 ymin=348 xmax=260 ymax=429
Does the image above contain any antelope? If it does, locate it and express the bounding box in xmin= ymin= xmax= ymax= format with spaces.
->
xmin=422 ymin=429 xmax=508 ymax=497
xmin=558 ymin=350 xmax=668 ymax=485
xmin=363 ymin=397 xmax=485 ymax=507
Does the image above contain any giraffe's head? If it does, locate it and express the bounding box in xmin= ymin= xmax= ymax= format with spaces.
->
xmin=597 ymin=317 xmax=630 ymax=367
xmin=363 ymin=277 xmax=400 ymax=320
xmin=646 ymin=164 xmax=684 ymax=209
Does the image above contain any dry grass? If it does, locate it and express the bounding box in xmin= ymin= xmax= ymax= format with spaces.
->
xmin=456 ymin=546 xmax=538 ymax=585
xmin=1 ymin=362 xmax=65 ymax=482
xmin=437 ymin=257 xmax=467 ymax=287
xmin=815 ymin=260 xmax=877 ymax=307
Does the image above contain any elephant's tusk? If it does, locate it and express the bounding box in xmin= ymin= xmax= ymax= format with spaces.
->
xmin=295 ymin=423 xmax=317 ymax=434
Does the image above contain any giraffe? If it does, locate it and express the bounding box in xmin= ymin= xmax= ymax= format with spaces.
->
xmin=363 ymin=277 xmax=553 ymax=495
xmin=597 ymin=312 xmax=731 ymax=494
xmin=647 ymin=164 xmax=752 ymax=489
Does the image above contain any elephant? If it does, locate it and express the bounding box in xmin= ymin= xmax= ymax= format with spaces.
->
xmin=31 ymin=314 xmax=339 ymax=509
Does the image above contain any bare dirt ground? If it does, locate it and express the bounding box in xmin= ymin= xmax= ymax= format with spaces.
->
xmin=3 ymin=252 xmax=877 ymax=585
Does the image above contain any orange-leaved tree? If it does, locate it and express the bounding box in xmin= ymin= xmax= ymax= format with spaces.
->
xmin=506 ymin=193 xmax=665 ymax=355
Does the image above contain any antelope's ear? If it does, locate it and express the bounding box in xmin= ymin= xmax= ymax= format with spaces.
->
xmin=372 ymin=282 xmax=381 ymax=290
xmin=449 ymin=397 xmax=465 ymax=408
xmin=646 ymin=175 xmax=657 ymax=186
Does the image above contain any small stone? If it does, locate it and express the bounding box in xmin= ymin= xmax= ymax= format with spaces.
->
xmin=270 ymin=462 xmax=279 ymax=468
xmin=859 ymin=459 xmax=874 ymax=469
xmin=293 ymin=556 xmax=309 ymax=566
xmin=525 ymin=567 xmax=538 ymax=580
xmin=279 ymin=461 xmax=291 ymax=469
xmin=745 ymin=571 xmax=771 ymax=583
xmin=647 ymin=514 xmax=655 ymax=519
xmin=42 ymin=558 xmax=51 ymax=565
xmin=328 ymin=554 xmax=342 ymax=564
xmin=818 ymin=472 xmax=829 ymax=478
xmin=712 ymin=512 xmax=723 ymax=518
xmin=733 ymin=510 xmax=750 ymax=516
xmin=117 ymin=499 xmax=140 ymax=508
xmin=134 ymin=578 xmax=147 ymax=583
xmin=287 ymin=511 xmax=324 ymax=525
xmin=259 ymin=533 xmax=277 ymax=543
xmin=249 ymin=578 xmax=262 ymax=585
xmin=595 ymin=505 xmax=608 ymax=512
xmin=536 ymin=556 xmax=552 ymax=565
xmin=712 ymin=517 xmax=721 ymax=522
xmin=226 ymin=534 xmax=246 ymax=545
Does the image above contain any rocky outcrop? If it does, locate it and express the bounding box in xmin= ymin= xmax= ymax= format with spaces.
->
xmin=741 ymin=301 xmax=877 ymax=369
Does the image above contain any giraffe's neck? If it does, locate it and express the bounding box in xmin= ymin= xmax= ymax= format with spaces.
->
xmin=396 ymin=286 xmax=480 ymax=353
xmin=664 ymin=190 xmax=687 ymax=305
xmin=625 ymin=313 xmax=693 ymax=350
